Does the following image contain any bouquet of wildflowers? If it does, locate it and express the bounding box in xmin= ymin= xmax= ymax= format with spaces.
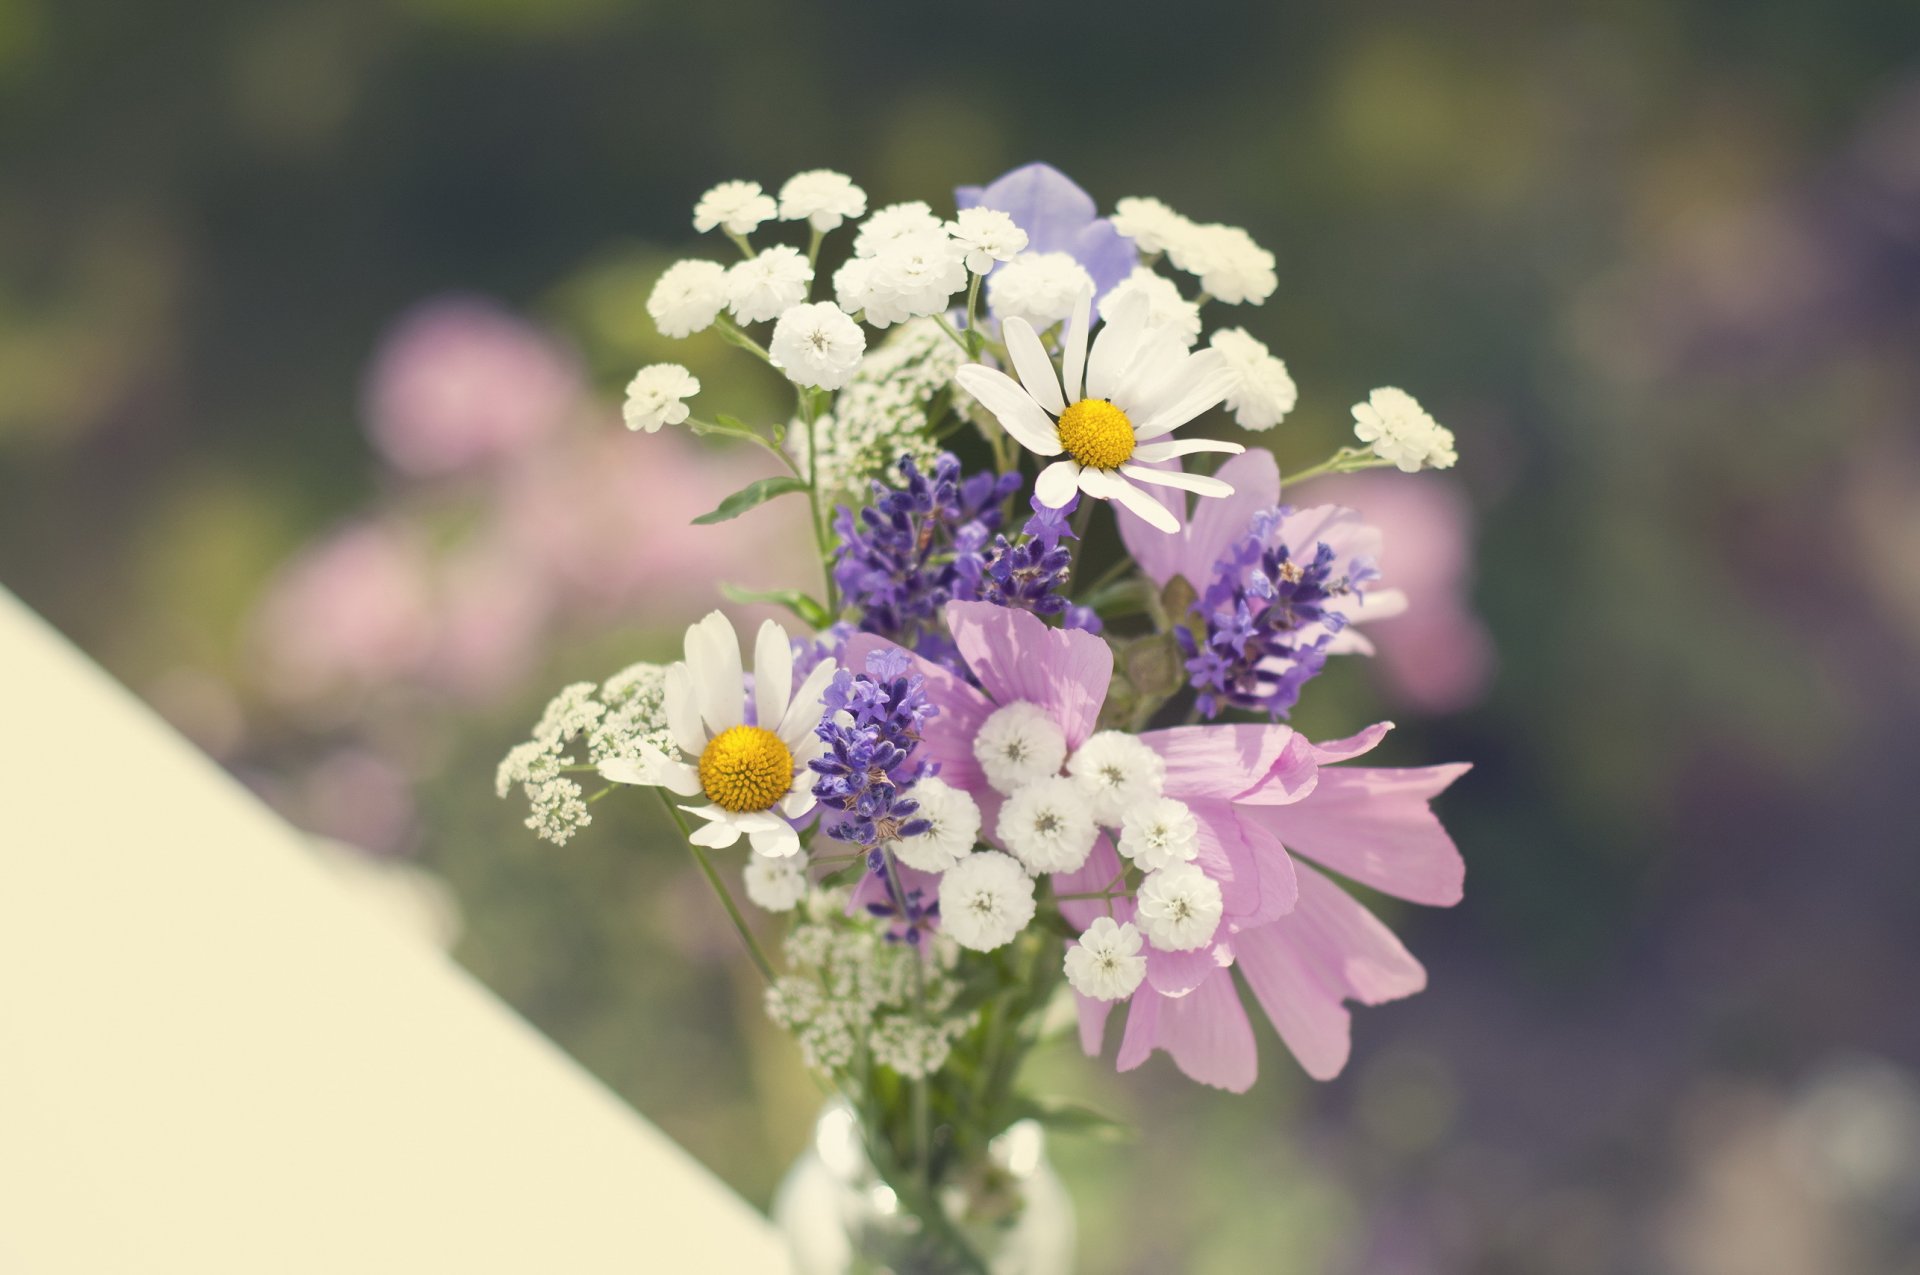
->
xmin=500 ymin=163 xmax=1467 ymax=1272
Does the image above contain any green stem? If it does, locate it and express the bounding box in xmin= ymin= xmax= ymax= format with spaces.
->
xmin=799 ymin=390 xmax=838 ymax=612
xmin=713 ymin=316 xmax=774 ymax=364
xmin=723 ymin=228 xmax=756 ymax=260
xmin=655 ymin=792 xmax=775 ymax=983
xmin=1286 ymin=445 xmax=1391 ymax=486
xmin=805 ymin=226 xmax=824 ymax=275
xmin=933 ymin=312 xmax=972 ymax=354
xmin=963 ymin=273 xmax=984 ymax=356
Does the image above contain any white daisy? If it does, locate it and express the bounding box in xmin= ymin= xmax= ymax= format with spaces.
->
xmin=621 ymin=364 xmax=700 ymax=433
xmin=647 ymin=259 xmax=729 ymax=338
xmin=937 ymin=850 xmax=1036 ymax=952
xmin=726 ymin=245 xmax=812 ymax=324
xmin=953 ymin=288 xmax=1246 ymax=533
xmin=996 ymin=775 xmax=1098 ymax=875
xmin=777 ymin=170 xmax=867 ymax=232
xmin=1209 ymin=328 xmax=1298 ymax=430
xmin=1063 ymin=916 xmax=1148 ymax=1001
xmin=597 ymin=611 xmax=835 ymax=858
xmin=892 ymin=776 xmax=980 ymax=873
xmin=693 ymin=180 xmax=777 ymax=236
xmin=769 ymin=302 xmax=866 ymax=390
xmin=973 ymin=700 xmax=1068 ymax=795
xmin=743 ymin=852 xmax=808 ymax=912
xmin=1352 ymin=386 xmax=1458 ymax=472
xmin=947 ymin=207 xmax=1029 ymax=274
xmin=1116 ymin=796 xmax=1199 ymax=872
xmin=986 ymin=251 xmax=1095 ymax=329
xmin=1135 ymin=861 xmax=1224 ymax=952
xmin=1103 ymin=267 xmax=1202 ymax=348
xmin=1065 ymin=730 xmax=1166 ymax=826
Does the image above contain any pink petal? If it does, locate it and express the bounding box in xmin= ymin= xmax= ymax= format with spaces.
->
xmin=1233 ymin=863 xmax=1428 ymax=1081
xmin=1114 ymin=448 xmax=1282 ymax=590
xmin=1117 ymin=971 xmax=1258 ymax=1093
xmin=1187 ymin=797 xmax=1262 ymax=919
xmin=944 ymin=601 xmax=1111 ymax=749
xmin=1147 ymin=723 xmax=1317 ymax=804
xmin=1233 ymin=813 xmax=1300 ymax=925
xmin=1246 ymin=763 xmax=1469 ymax=906
xmin=1311 ymin=721 xmax=1394 ymax=764
xmin=1077 ymin=990 xmax=1115 ymax=1056
xmin=1145 ymin=942 xmax=1226 ymax=997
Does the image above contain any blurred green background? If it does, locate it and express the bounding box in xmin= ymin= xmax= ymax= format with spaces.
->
xmin=5 ymin=2 xmax=1920 ymax=1271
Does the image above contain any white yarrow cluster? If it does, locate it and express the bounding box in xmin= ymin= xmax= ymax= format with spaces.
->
xmin=693 ymin=180 xmax=777 ymax=235
xmin=647 ymin=259 xmax=729 ymax=338
xmin=621 ymin=364 xmax=699 ymax=433
xmin=496 ymin=671 xmax=673 ymax=846
xmin=987 ymin=252 xmax=1096 ymax=329
xmin=1103 ymin=267 xmax=1202 ymax=347
xmin=769 ymin=302 xmax=866 ymax=390
xmin=973 ymin=700 xmax=1069 ymax=794
xmin=1135 ymin=862 xmax=1225 ymax=952
xmin=892 ymin=777 xmax=981 ymax=873
xmin=784 ymin=319 xmax=959 ymax=502
xmin=778 ymin=170 xmax=867 ymax=232
xmin=1066 ymin=730 xmax=1167 ymax=826
xmin=850 ymin=201 xmax=944 ymax=257
xmin=1209 ymin=328 xmax=1298 ymax=430
xmin=1165 ymin=221 xmax=1277 ymax=305
xmin=938 ymin=851 xmax=1038 ymax=952
xmin=996 ymin=776 xmax=1098 ymax=874
xmin=1110 ymin=196 xmax=1190 ymax=254
xmin=1117 ymin=796 xmax=1199 ymax=872
xmin=726 ymin=245 xmax=812 ymax=324
xmin=947 ymin=207 xmax=1029 ymax=274
xmin=835 ymin=228 xmax=968 ymax=328
xmin=1352 ymin=387 xmax=1458 ymax=472
xmin=1063 ymin=916 xmax=1148 ymax=1001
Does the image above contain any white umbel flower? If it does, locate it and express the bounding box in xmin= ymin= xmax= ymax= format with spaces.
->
xmin=1135 ymin=862 xmax=1224 ymax=952
xmin=778 ymin=170 xmax=867 ymax=232
xmin=1117 ymin=796 xmax=1199 ymax=872
xmin=769 ymin=302 xmax=866 ymax=391
xmin=1103 ymin=267 xmax=1202 ymax=348
xmin=597 ymin=611 xmax=836 ymax=858
xmin=1065 ymin=730 xmax=1166 ymax=826
xmin=852 ymin=201 xmax=945 ymax=258
xmin=647 ymin=259 xmax=729 ymax=338
xmin=973 ymin=700 xmax=1068 ymax=795
xmin=948 ymin=207 xmax=1029 ymax=274
xmin=1063 ymin=916 xmax=1148 ymax=1001
xmin=1165 ymin=222 xmax=1277 ymax=305
xmin=892 ymin=776 xmax=980 ymax=873
xmin=954 ymin=288 xmax=1246 ymax=534
xmin=996 ymin=775 xmax=1098 ymax=875
xmin=986 ymin=251 xmax=1096 ymax=329
xmin=621 ymin=364 xmax=700 ymax=433
xmin=938 ymin=850 xmax=1036 ymax=952
xmin=693 ymin=180 xmax=777 ymax=236
xmin=743 ymin=852 xmax=808 ymax=912
xmin=726 ymin=245 xmax=813 ymax=324
xmin=1209 ymin=328 xmax=1298 ymax=430
xmin=1352 ymin=387 xmax=1458 ymax=472
xmin=837 ymin=228 xmax=968 ymax=328
xmin=1111 ymin=196 xmax=1194 ymax=255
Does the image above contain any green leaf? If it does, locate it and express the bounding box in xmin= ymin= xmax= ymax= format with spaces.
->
xmin=719 ymin=583 xmax=832 ymax=628
xmin=1007 ymin=1097 xmax=1134 ymax=1142
xmin=691 ymin=476 xmax=809 ymax=525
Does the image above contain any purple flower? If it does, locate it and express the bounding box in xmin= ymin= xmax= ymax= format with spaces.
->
xmin=955 ymin=163 xmax=1137 ymax=302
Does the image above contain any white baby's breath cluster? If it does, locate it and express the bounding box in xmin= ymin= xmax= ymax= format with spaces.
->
xmin=495 ymin=664 xmax=673 ymax=845
xmin=764 ymin=890 xmax=974 ymax=1078
xmin=785 ymin=318 xmax=961 ymax=503
xmin=1352 ymin=386 xmax=1459 ymax=472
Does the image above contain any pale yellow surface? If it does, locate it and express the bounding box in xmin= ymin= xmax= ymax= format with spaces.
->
xmin=0 ymin=588 xmax=788 ymax=1274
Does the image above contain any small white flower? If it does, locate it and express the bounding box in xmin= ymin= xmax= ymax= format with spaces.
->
xmin=1117 ymin=796 xmax=1199 ymax=872
xmin=647 ymin=259 xmax=729 ymax=338
xmin=947 ymin=207 xmax=1029 ymax=274
xmin=987 ymin=251 xmax=1096 ymax=329
xmin=597 ymin=611 xmax=836 ymax=859
xmin=1111 ymin=196 xmax=1194 ymax=255
xmin=726 ymin=245 xmax=813 ymax=324
xmin=836 ymin=228 xmax=968 ymax=328
xmin=893 ymin=776 xmax=980 ymax=873
xmin=997 ymin=775 xmax=1098 ymax=875
xmin=621 ymin=363 xmax=700 ymax=433
xmin=1135 ymin=861 xmax=1224 ymax=952
xmin=1065 ymin=730 xmax=1166 ymax=826
xmin=693 ymin=180 xmax=777 ymax=236
xmin=938 ymin=850 xmax=1036 ymax=952
xmin=1063 ymin=916 xmax=1148 ymax=1001
xmin=1352 ymin=386 xmax=1458 ymax=472
xmin=1165 ymin=222 xmax=1276 ymax=305
xmin=769 ymin=302 xmax=866 ymax=390
xmin=953 ymin=288 xmax=1245 ymax=534
xmin=973 ymin=700 xmax=1068 ymax=795
xmin=1103 ymin=267 xmax=1202 ymax=348
xmin=743 ymin=852 xmax=808 ymax=912
xmin=1209 ymin=328 xmax=1298 ymax=430
xmin=852 ymin=201 xmax=945 ymax=258
xmin=778 ymin=169 xmax=867 ymax=232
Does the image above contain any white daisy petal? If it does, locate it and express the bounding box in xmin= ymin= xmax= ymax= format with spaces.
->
xmin=954 ymin=365 xmax=1064 ymax=457
xmin=687 ymin=815 xmax=743 ymax=849
xmin=685 ymin=612 xmax=744 ymax=735
xmin=1034 ymin=459 xmax=1082 ymax=509
xmin=663 ymin=663 xmax=706 ymax=757
xmin=1002 ymin=317 xmax=1065 ymax=416
xmin=1082 ymin=467 xmax=1178 ymax=533
xmin=753 ymin=619 xmax=793 ymax=733
xmin=1131 ymin=349 xmax=1237 ymax=440
xmin=1061 ymin=288 xmax=1093 ymax=402
xmin=1121 ymin=464 xmax=1234 ymax=497
xmin=1130 ymin=438 xmax=1247 ymax=462
xmin=747 ymin=821 xmax=802 ymax=858
xmin=780 ymin=787 xmax=816 ymax=819
xmin=1083 ymin=291 xmax=1154 ymax=401
xmin=777 ymin=658 xmax=838 ymax=747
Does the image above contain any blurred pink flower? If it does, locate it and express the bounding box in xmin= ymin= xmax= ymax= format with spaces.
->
xmin=253 ymin=518 xmax=437 ymax=700
xmin=1314 ymin=472 xmax=1494 ymax=713
xmin=427 ymin=538 xmax=555 ymax=700
xmin=362 ymin=294 xmax=585 ymax=477
xmin=303 ymin=747 xmax=418 ymax=855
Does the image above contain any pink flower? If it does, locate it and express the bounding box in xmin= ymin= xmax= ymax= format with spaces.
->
xmin=849 ymin=600 xmax=1467 ymax=1089
xmin=362 ymin=295 xmax=585 ymax=478
xmin=252 ymin=518 xmax=437 ymax=701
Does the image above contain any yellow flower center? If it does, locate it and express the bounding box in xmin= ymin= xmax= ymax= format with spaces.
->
xmin=1055 ymin=398 xmax=1136 ymax=470
xmin=698 ymin=725 xmax=794 ymax=813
